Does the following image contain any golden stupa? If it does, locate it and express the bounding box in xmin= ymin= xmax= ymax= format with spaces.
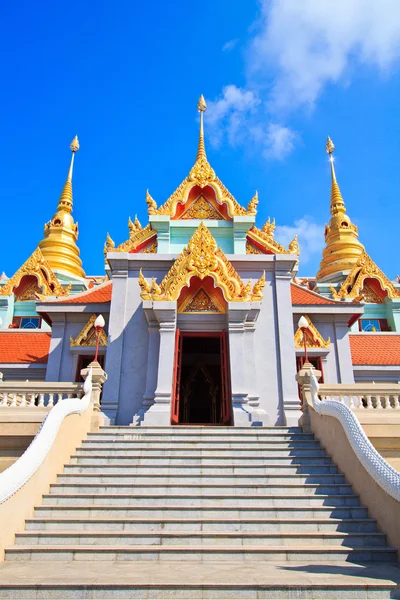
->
xmin=38 ymin=136 xmax=85 ymax=279
xmin=316 ymin=137 xmax=365 ymax=281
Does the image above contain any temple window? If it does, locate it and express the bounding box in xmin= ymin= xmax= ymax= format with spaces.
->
xmin=358 ymin=318 xmax=390 ymax=332
xmin=11 ymin=316 xmax=42 ymax=329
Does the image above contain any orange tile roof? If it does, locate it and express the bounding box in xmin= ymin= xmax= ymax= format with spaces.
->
xmin=57 ymin=281 xmax=112 ymax=304
xmin=291 ymin=283 xmax=337 ymax=305
xmin=0 ymin=332 xmax=51 ymax=364
xmin=350 ymin=334 xmax=400 ymax=366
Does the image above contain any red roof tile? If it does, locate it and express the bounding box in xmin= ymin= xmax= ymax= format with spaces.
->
xmin=350 ymin=334 xmax=400 ymax=366
xmin=0 ymin=332 xmax=51 ymax=364
xmin=291 ymin=283 xmax=337 ymax=305
xmin=57 ymin=281 xmax=112 ymax=304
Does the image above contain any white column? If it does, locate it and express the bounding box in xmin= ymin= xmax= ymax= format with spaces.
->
xmin=141 ymin=302 xmax=177 ymax=426
xmin=228 ymin=303 xmax=250 ymax=426
xmin=274 ymin=265 xmax=302 ymax=426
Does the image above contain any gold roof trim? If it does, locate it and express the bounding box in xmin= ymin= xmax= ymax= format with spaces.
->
xmin=104 ymin=224 xmax=157 ymax=254
xmin=294 ymin=316 xmax=330 ymax=349
xmin=70 ymin=314 xmax=108 ymax=347
xmin=330 ymin=251 xmax=400 ymax=301
xmin=247 ymin=221 xmax=299 ymax=255
xmin=139 ymin=222 xmax=266 ymax=302
xmin=0 ymin=248 xmax=69 ymax=298
xmin=150 ymin=96 xmax=253 ymax=219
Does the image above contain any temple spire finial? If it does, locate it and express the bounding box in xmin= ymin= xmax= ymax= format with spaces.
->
xmin=196 ymin=95 xmax=207 ymax=162
xmin=325 ymin=136 xmax=346 ymax=217
xmin=57 ymin=135 xmax=80 ymax=214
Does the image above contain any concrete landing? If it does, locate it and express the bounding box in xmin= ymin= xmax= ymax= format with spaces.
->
xmin=0 ymin=561 xmax=399 ymax=598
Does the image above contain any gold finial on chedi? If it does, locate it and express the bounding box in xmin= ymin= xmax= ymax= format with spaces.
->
xmin=247 ymin=191 xmax=258 ymax=215
xmin=326 ymin=136 xmax=335 ymax=155
xmin=146 ymin=190 xmax=157 ymax=215
xmin=70 ymin=135 xmax=80 ymax=153
xmin=197 ymin=94 xmax=207 ymax=113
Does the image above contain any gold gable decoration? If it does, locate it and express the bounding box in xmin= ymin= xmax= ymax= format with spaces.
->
xmin=180 ymin=288 xmax=223 ymax=314
xmin=181 ymin=196 xmax=225 ymax=220
xmin=246 ymin=219 xmax=300 ymax=256
xmin=0 ymin=248 xmax=69 ymax=298
xmin=70 ymin=314 xmax=108 ymax=347
xmin=294 ymin=316 xmax=330 ymax=349
xmin=104 ymin=223 xmax=157 ymax=254
xmin=139 ymin=222 xmax=266 ymax=302
xmin=330 ymin=252 xmax=400 ymax=301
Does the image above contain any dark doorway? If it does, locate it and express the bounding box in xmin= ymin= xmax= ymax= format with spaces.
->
xmin=171 ymin=332 xmax=232 ymax=425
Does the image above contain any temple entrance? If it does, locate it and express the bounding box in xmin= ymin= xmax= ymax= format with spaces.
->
xmin=171 ymin=331 xmax=232 ymax=425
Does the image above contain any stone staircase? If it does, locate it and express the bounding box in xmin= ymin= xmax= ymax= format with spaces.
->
xmin=0 ymin=426 xmax=400 ymax=598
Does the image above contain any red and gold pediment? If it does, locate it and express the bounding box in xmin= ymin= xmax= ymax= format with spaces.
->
xmin=104 ymin=218 xmax=157 ymax=256
xmin=139 ymin=222 xmax=266 ymax=302
xmin=294 ymin=316 xmax=330 ymax=349
xmin=330 ymin=252 xmax=400 ymax=302
xmin=178 ymin=277 xmax=227 ymax=313
xmin=0 ymin=248 xmax=69 ymax=298
xmin=70 ymin=314 xmax=108 ymax=347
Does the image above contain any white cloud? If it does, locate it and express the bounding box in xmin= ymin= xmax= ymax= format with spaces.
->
xmin=207 ymin=85 xmax=261 ymax=147
xmin=250 ymin=0 xmax=400 ymax=110
xmin=208 ymin=0 xmax=400 ymax=159
xmin=275 ymin=217 xmax=325 ymax=264
xmin=222 ymin=39 xmax=239 ymax=52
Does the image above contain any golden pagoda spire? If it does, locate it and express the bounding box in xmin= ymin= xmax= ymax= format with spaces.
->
xmin=57 ymin=135 xmax=79 ymax=213
xmin=38 ymin=136 xmax=85 ymax=279
xmin=196 ymin=94 xmax=207 ymax=162
xmin=316 ymin=137 xmax=364 ymax=282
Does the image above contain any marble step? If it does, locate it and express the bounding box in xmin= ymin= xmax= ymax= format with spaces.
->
xmin=1 ymin=560 xmax=400 ymax=600
xmin=6 ymin=544 xmax=397 ymax=563
xmin=56 ymin=472 xmax=347 ymax=485
xmin=98 ymin=426 xmax=303 ymax=434
xmin=13 ymin=530 xmax=389 ymax=548
xmin=25 ymin=516 xmax=379 ymax=533
xmin=87 ymin=433 xmax=316 ymax=442
xmin=40 ymin=492 xmax=361 ymax=507
xmin=63 ymin=462 xmax=340 ymax=475
xmin=48 ymin=483 xmax=354 ymax=496
xmin=81 ymin=440 xmax=321 ymax=449
xmin=33 ymin=504 xmax=370 ymax=520
xmin=74 ymin=447 xmax=328 ymax=457
xmin=69 ymin=454 xmax=333 ymax=466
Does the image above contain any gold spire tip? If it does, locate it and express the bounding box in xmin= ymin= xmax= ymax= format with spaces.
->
xmin=70 ymin=135 xmax=80 ymax=152
xmin=326 ymin=136 xmax=334 ymax=155
xmin=197 ymin=95 xmax=207 ymax=113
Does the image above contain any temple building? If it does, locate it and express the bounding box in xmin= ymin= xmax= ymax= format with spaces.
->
xmin=1 ymin=97 xmax=400 ymax=425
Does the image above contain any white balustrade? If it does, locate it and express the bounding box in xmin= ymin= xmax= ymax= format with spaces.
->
xmin=0 ymin=381 xmax=83 ymax=409
xmin=318 ymin=383 xmax=400 ymax=411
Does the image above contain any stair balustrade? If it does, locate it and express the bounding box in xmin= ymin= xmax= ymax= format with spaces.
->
xmin=317 ymin=383 xmax=400 ymax=410
xmin=0 ymin=381 xmax=83 ymax=408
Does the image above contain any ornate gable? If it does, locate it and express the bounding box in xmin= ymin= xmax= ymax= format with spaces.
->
xmin=139 ymin=222 xmax=266 ymax=302
xmin=104 ymin=218 xmax=157 ymax=256
xmin=331 ymin=251 xmax=400 ymax=301
xmin=247 ymin=220 xmax=299 ymax=256
xmin=70 ymin=314 xmax=108 ymax=347
xmin=294 ymin=316 xmax=330 ymax=349
xmin=180 ymin=288 xmax=223 ymax=314
xmin=0 ymin=248 xmax=69 ymax=298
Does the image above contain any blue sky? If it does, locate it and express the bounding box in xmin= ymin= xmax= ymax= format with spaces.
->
xmin=1 ymin=0 xmax=400 ymax=278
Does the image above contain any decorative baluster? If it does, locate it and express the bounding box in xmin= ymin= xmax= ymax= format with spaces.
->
xmin=393 ymin=395 xmax=400 ymax=409
xmin=11 ymin=393 xmax=18 ymax=407
xmin=376 ymin=395 xmax=384 ymax=409
xmin=47 ymin=393 xmax=54 ymax=408
xmin=0 ymin=393 xmax=7 ymax=406
xmin=27 ymin=393 xmax=35 ymax=407
xmin=366 ymin=395 xmax=372 ymax=409
xmin=20 ymin=393 xmax=27 ymax=407
xmin=384 ymin=395 xmax=392 ymax=409
xmin=38 ymin=394 xmax=45 ymax=407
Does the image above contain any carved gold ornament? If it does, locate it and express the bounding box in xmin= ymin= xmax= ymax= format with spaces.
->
xmin=70 ymin=314 xmax=108 ymax=347
xmin=0 ymin=248 xmax=69 ymax=298
xmin=139 ymin=222 xmax=266 ymax=302
xmin=146 ymin=190 xmax=158 ymax=214
xmin=107 ymin=224 xmax=157 ymax=254
xmin=330 ymin=252 xmax=400 ymax=301
xmin=247 ymin=191 xmax=258 ymax=215
xmin=181 ymin=196 xmax=224 ymax=220
xmin=294 ymin=316 xmax=330 ymax=349
xmin=247 ymin=222 xmax=298 ymax=256
xmin=179 ymin=288 xmax=224 ymax=314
